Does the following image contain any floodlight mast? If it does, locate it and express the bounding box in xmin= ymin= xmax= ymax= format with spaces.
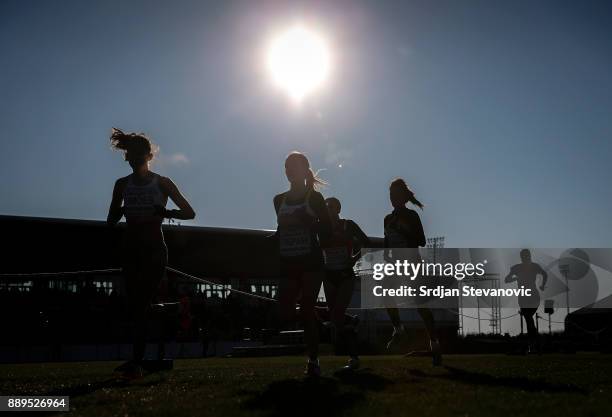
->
xmin=559 ymin=263 xmax=570 ymax=330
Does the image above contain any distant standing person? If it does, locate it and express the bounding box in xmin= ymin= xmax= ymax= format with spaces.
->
xmin=107 ymin=128 xmax=195 ymax=379
xmin=274 ymin=152 xmax=331 ymax=377
xmin=504 ymin=249 xmax=547 ymax=354
xmin=322 ymin=197 xmax=370 ymax=372
xmin=383 ymin=178 xmax=442 ymax=366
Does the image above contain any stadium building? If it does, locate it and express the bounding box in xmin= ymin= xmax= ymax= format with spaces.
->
xmin=0 ymin=215 xmax=459 ymax=362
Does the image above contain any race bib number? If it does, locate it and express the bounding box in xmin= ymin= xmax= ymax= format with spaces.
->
xmin=279 ymin=227 xmax=312 ymax=257
xmin=124 ymin=189 xmax=157 ymax=219
xmin=323 ymin=247 xmax=351 ymax=270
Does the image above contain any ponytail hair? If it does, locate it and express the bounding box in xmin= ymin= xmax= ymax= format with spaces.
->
xmin=286 ymin=151 xmax=327 ymax=191
xmin=390 ymin=178 xmax=424 ymax=209
xmin=110 ymin=128 xmax=157 ymax=162
xmin=306 ymin=167 xmax=327 ymax=191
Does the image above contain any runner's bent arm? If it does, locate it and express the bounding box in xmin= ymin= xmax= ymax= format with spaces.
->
xmin=273 ymin=193 xmax=284 ymax=215
xmin=348 ymin=220 xmax=371 ymax=249
xmin=310 ymin=191 xmax=332 ymax=242
xmin=107 ymin=178 xmax=125 ymax=226
xmin=537 ymin=264 xmax=548 ymax=290
xmin=383 ymin=215 xmax=391 ymax=262
xmin=504 ymin=266 xmax=518 ymax=283
xmin=159 ymin=177 xmax=196 ymax=220
xmin=347 ymin=219 xmax=371 ymax=265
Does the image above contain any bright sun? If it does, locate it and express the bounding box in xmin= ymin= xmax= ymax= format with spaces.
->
xmin=266 ymin=25 xmax=331 ymax=102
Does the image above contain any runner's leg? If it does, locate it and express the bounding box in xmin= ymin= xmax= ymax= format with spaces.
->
xmin=301 ymin=271 xmax=323 ymax=361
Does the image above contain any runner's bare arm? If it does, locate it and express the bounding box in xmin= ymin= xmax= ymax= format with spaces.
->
xmin=538 ymin=264 xmax=548 ymax=290
xmin=159 ymin=177 xmax=196 ymax=220
xmin=383 ymin=215 xmax=392 ymax=262
xmin=107 ymin=178 xmax=125 ymax=226
xmin=310 ymin=191 xmax=332 ymax=241
xmin=273 ymin=193 xmax=284 ymax=215
xmin=504 ymin=266 xmax=518 ymax=283
xmin=347 ymin=220 xmax=371 ymax=265
xmin=349 ymin=220 xmax=371 ymax=248
xmin=269 ymin=194 xmax=285 ymax=238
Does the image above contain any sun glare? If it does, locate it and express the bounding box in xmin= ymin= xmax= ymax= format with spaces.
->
xmin=266 ymin=25 xmax=331 ymax=102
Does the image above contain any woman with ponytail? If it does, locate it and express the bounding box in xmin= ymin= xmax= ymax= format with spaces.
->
xmin=107 ymin=128 xmax=195 ymax=379
xmin=383 ymin=178 xmax=442 ymax=366
xmin=273 ymin=151 xmax=331 ymax=377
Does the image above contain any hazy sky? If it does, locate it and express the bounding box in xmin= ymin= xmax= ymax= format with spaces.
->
xmin=2 ymin=0 xmax=612 ymax=248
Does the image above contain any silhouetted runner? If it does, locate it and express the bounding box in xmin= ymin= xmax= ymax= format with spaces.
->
xmin=504 ymin=249 xmax=548 ymax=354
xmin=383 ymin=178 xmax=442 ymax=366
xmin=322 ymin=197 xmax=370 ymax=372
xmin=273 ymin=152 xmax=331 ymax=377
xmin=107 ymin=128 xmax=195 ymax=379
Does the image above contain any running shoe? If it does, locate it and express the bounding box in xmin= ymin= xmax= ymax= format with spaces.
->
xmin=343 ymin=357 xmax=360 ymax=371
xmin=304 ymin=360 xmax=321 ymax=377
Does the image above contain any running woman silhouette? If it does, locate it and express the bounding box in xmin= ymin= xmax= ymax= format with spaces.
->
xmin=274 ymin=152 xmax=331 ymax=377
xmin=322 ymin=197 xmax=370 ymax=372
xmin=383 ymin=178 xmax=442 ymax=366
xmin=504 ymin=249 xmax=547 ymax=354
xmin=107 ymin=128 xmax=195 ymax=378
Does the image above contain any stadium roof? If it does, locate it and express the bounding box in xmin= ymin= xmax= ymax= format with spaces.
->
xmin=0 ymin=215 xmax=383 ymax=279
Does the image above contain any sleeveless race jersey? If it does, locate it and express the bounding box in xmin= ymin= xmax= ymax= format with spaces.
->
xmin=322 ymin=220 xmax=354 ymax=271
xmin=122 ymin=174 xmax=168 ymax=224
xmin=277 ymin=191 xmax=317 ymax=257
xmin=384 ymin=208 xmax=424 ymax=262
xmin=384 ymin=213 xmax=409 ymax=248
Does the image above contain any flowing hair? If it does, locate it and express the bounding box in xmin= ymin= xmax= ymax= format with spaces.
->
xmin=109 ymin=128 xmax=157 ymax=162
xmin=286 ymin=151 xmax=327 ymax=191
xmin=390 ymin=178 xmax=424 ymax=209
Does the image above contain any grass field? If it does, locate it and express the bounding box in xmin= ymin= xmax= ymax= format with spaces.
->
xmin=1 ymin=354 xmax=611 ymax=417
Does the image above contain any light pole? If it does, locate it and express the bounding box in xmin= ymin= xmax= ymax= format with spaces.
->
xmin=559 ymin=263 xmax=570 ymax=330
xmin=426 ymin=237 xmax=445 ymax=263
